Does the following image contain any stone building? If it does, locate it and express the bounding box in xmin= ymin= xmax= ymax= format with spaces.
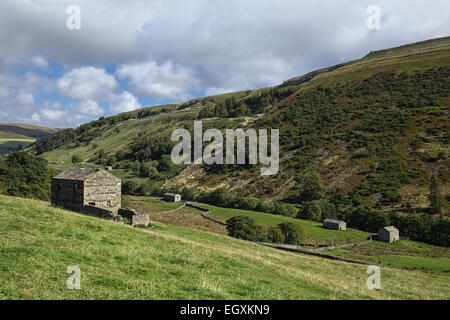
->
xmin=378 ymin=226 xmax=400 ymax=243
xmin=323 ymin=218 xmax=347 ymax=231
xmin=164 ymin=193 xmax=181 ymax=202
xmin=51 ymin=167 xmax=121 ymax=213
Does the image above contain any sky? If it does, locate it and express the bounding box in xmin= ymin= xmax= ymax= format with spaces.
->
xmin=0 ymin=0 xmax=448 ymax=128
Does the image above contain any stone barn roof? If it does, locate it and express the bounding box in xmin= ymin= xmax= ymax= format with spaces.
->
xmin=323 ymin=218 xmax=345 ymax=224
xmin=52 ymin=167 xmax=119 ymax=181
xmin=380 ymin=226 xmax=399 ymax=233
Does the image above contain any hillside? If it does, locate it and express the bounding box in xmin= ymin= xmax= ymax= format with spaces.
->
xmin=0 ymin=124 xmax=57 ymax=154
xmin=0 ymin=195 xmax=448 ymax=299
xmin=125 ymin=196 xmax=450 ymax=275
xmin=33 ymin=37 xmax=450 ymax=214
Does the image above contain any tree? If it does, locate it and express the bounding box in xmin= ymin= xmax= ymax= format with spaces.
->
xmin=106 ymin=156 xmax=116 ymax=167
xmin=429 ymin=175 xmax=444 ymax=215
xmin=348 ymin=206 xmax=390 ymax=233
xmin=0 ymin=152 xmax=53 ymax=200
xmin=208 ymin=187 xmax=232 ymax=207
xmin=278 ymin=222 xmax=306 ymax=244
xmin=181 ymin=187 xmax=195 ymax=201
xmin=299 ymin=200 xmax=337 ymax=222
xmin=157 ymin=154 xmax=175 ymax=172
xmin=122 ymin=180 xmax=138 ymax=195
xmin=226 ymin=216 xmax=266 ymax=242
xmin=267 ymin=227 xmax=285 ymax=243
xmin=297 ymin=173 xmax=326 ymax=202
xmin=115 ymin=150 xmax=127 ymax=161
xmin=71 ymin=155 xmax=82 ymax=164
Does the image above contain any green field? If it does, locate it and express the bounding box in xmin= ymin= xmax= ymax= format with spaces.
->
xmin=0 ymin=195 xmax=449 ymax=299
xmin=122 ymin=198 xmax=450 ymax=276
xmin=195 ymin=203 xmax=369 ymax=243
xmin=322 ymin=240 xmax=450 ymax=275
xmin=195 ymin=204 xmax=450 ymax=275
xmin=0 ymin=123 xmax=56 ymax=154
xmin=123 ymin=196 xmax=184 ymax=212
xmin=0 ymin=138 xmax=35 ymax=154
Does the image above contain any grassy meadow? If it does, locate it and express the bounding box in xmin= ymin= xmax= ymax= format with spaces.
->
xmin=122 ymin=196 xmax=450 ymax=276
xmin=1 ymin=195 xmax=449 ymax=299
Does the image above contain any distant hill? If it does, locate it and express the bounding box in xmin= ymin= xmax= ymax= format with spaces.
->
xmin=0 ymin=123 xmax=57 ymax=154
xmin=33 ymin=37 xmax=449 ymax=215
xmin=0 ymin=123 xmax=57 ymax=138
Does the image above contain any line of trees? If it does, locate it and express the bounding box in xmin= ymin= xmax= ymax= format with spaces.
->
xmin=0 ymin=152 xmax=57 ymax=201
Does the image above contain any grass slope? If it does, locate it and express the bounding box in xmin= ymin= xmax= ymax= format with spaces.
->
xmin=123 ymin=197 xmax=450 ymax=275
xmin=2 ymin=195 xmax=447 ymax=299
xmin=192 ymin=203 xmax=369 ymax=243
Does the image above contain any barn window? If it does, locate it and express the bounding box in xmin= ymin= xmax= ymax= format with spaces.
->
xmin=89 ymin=202 xmax=95 ymax=206
xmin=107 ymin=200 xmax=111 ymax=206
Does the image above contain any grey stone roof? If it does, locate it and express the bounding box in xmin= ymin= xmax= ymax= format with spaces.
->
xmin=52 ymin=167 xmax=99 ymax=180
xmin=323 ymin=218 xmax=346 ymax=224
xmin=380 ymin=226 xmax=399 ymax=232
xmin=164 ymin=193 xmax=180 ymax=196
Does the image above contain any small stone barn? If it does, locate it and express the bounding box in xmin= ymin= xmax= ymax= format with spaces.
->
xmin=378 ymin=226 xmax=400 ymax=243
xmin=164 ymin=193 xmax=181 ymax=202
xmin=51 ymin=167 xmax=121 ymax=213
xmin=323 ymin=218 xmax=347 ymax=231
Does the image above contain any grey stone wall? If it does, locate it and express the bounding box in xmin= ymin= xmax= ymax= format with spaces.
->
xmin=79 ymin=205 xmax=123 ymax=223
xmin=131 ymin=214 xmax=150 ymax=227
xmin=118 ymin=208 xmax=149 ymax=227
xmin=51 ymin=179 xmax=84 ymax=210
xmin=84 ymin=170 xmax=121 ymax=213
xmin=118 ymin=208 xmax=138 ymax=220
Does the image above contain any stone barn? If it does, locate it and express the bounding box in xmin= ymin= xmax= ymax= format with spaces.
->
xmin=378 ymin=226 xmax=400 ymax=243
xmin=323 ymin=218 xmax=347 ymax=231
xmin=164 ymin=193 xmax=181 ymax=202
xmin=51 ymin=167 xmax=121 ymax=213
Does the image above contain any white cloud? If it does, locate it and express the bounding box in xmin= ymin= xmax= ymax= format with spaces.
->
xmin=116 ymin=61 xmax=197 ymax=100
xmin=109 ymin=91 xmax=141 ymax=113
xmin=17 ymin=91 xmax=34 ymax=105
xmin=77 ymin=100 xmax=104 ymax=117
xmin=57 ymin=67 xmax=119 ymax=101
xmin=30 ymin=55 xmax=48 ymax=69
xmin=31 ymin=113 xmax=41 ymax=123
xmin=40 ymin=102 xmax=68 ymax=122
xmin=0 ymin=0 xmax=449 ymax=128
xmin=0 ymin=86 xmax=9 ymax=99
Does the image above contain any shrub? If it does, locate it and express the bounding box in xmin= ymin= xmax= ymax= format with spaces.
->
xmin=136 ymin=183 xmax=152 ymax=196
xmin=71 ymin=155 xmax=82 ymax=164
xmin=348 ymin=206 xmax=390 ymax=233
xmin=278 ymin=222 xmax=306 ymax=244
xmin=297 ymin=173 xmax=326 ymax=202
xmin=181 ymin=187 xmax=196 ymax=201
xmin=226 ymin=216 xmax=266 ymax=242
xmin=429 ymin=175 xmax=444 ymax=215
xmin=299 ymin=200 xmax=336 ymax=222
xmin=267 ymin=227 xmax=285 ymax=243
xmin=139 ymin=163 xmax=158 ymax=178
xmin=157 ymin=154 xmax=175 ymax=172
xmin=122 ymin=180 xmax=139 ymax=195
xmin=273 ymin=202 xmax=298 ymax=216
xmin=115 ymin=150 xmax=127 ymax=161
xmin=430 ymin=218 xmax=450 ymax=247
xmin=106 ymin=156 xmax=116 ymax=167
xmin=256 ymin=201 xmax=275 ymax=213
xmin=208 ymin=188 xmax=232 ymax=207
xmin=0 ymin=152 xmax=54 ymax=201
